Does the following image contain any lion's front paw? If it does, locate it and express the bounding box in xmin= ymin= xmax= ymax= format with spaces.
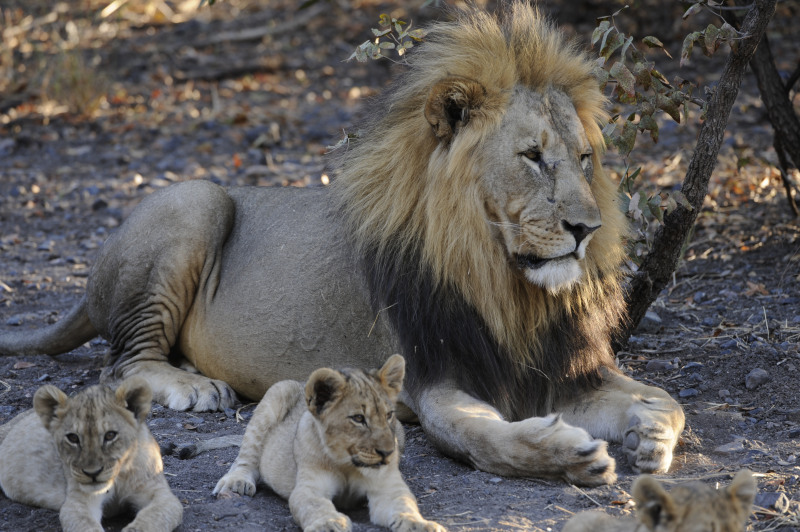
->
xmin=161 ymin=375 xmax=237 ymax=412
xmin=561 ymin=436 xmax=617 ymax=487
xmin=213 ymin=470 xmax=257 ymax=497
xmin=304 ymin=514 xmax=352 ymax=532
xmin=505 ymin=415 xmax=616 ymax=486
xmin=390 ymin=514 xmax=447 ymax=532
xmin=623 ymin=396 xmax=685 ymax=473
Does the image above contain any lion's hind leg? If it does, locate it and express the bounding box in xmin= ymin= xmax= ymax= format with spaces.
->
xmin=88 ymin=180 xmax=237 ymax=412
xmin=214 ymin=380 xmax=304 ymax=498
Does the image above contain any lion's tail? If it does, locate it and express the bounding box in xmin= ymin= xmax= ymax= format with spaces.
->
xmin=0 ymin=296 xmax=98 ymax=356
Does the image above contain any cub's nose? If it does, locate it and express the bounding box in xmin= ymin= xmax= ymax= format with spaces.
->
xmin=562 ymin=221 xmax=600 ymax=248
xmin=375 ymin=448 xmax=394 ymax=460
xmin=82 ymin=466 xmax=104 ymax=482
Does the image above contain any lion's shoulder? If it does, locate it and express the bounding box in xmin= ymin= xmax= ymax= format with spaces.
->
xmin=563 ymin=470 xmax=756 ymax=532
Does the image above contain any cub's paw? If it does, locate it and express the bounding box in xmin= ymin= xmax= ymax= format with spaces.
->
xmin=623 ymin=396 xmax=685 ymax=473
xmin=213 ymin=470 xmax=257 ymax=497
xmin=305 ymin=513 xmax=352 ymax=532
xmin=390 ymin=515 xmax=447 ymax=532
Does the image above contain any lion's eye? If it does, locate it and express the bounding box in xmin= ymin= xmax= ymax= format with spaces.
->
xmin=386 ymin=411 xmax=395 ymax=421
xmin=350 ymin=414 xmax=366 ymax=425
xmin=104 ymin=431 xmax=117 ymax=442
xmin=522 ymin=149 xmax=542 ymax=163
xmin=580 ymin=153 xmax=592 ymax=165
xmin=66 ymin=433 xmax=80 ymax=445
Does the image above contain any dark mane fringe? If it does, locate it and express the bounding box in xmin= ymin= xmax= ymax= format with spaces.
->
xmin=363 ymin=244 xmax=615 ymax=421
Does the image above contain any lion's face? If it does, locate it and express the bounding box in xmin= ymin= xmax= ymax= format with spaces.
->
xmin=305 ymin=355 xmax=405 ymax=469
xmin=34 ymin=378 xmax=152 ymax=493
xmin=481 ymin=86 xmax=601 ymax=293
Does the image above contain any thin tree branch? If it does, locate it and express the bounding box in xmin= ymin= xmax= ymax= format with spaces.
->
xmin=613 ymin=0 xmax=778 ymax=349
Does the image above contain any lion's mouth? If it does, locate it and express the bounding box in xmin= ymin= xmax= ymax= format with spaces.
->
xmin=515 ymin=252 xmax=576 ymax=271
xmin=351 ymin=456 xmax=388 ymax=468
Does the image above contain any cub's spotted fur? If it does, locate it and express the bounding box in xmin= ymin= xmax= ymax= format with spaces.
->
xmin=0 ymin=378 xmax=182 ymax=532
xmin=563 ymin=470 xmax=756 ymax=532
xmin=213 ymin=355 xmax=445 ymax=532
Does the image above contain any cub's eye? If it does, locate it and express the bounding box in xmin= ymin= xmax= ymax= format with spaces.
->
xmin=349 ymin=414 xmax=366 ymax=425
xmin=580 ymin=152 xmax=592 ymax=165
xmin=104 ymin=431 xmax=117 ymax=442
xmin=66 ymin=433 xmax=80 ymax=445
xmin=386 ymin=411 xmax=395 ymax=421
xmin=521 ymin=148 xmax=542 ymax=163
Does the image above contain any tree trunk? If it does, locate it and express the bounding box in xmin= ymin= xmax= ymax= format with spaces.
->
xmin=613 ymin=0 xmax=778 ymax=349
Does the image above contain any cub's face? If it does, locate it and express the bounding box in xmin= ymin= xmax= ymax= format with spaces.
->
xmin=481 ymin=85 xmax=601 ymax=293
xmin=305 ymin=355 xmax=405 ymax=469
xmin=34 ymin=378 xmax=152 ymax=493
xmin=633 ymin=471 xmax=756 ymax=532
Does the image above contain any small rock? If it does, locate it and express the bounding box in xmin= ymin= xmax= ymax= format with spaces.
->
xmin=745 ymin=368 xmax=769 ymax=390
xmin=679 ymin=388 xmax=699 ymax=398
xmin=646 ymin=359 xmax=674 ymax=372
xmin=714 ymin=438 xmax=745 ymax=453
xmin=718 ymin=389 xmax=730 ymax=398
xmin=682 ymin=362 xmax=703 ymax=372
xmin=720 ymin=339 xmax=739 ymax=350
xmin=636 ymin=310 xmax=662 ymax=333
xmin=788 ymin=427 xmax=800 ymax=438
xmin=754 ymin=492 xmax=791 ymax=514
xmin=693 ymin=291 xmax=706 ymax=303
xmin=37 ymin=240 xmax=54 ymax=252
xmin=488 ymin=477 xmax=502 ymax=484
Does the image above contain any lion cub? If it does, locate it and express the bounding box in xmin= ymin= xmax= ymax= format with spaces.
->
xmin=563 ymin=470 xmax=756 ymax=532
xmin=0 ymin=378 xmax=182 ymax=532
xmin=214 ymin=354 xmax=445 ymax=532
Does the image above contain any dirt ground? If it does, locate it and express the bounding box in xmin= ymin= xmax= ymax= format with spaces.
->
xmin=1 ymin=1 xmax=799 ymax=531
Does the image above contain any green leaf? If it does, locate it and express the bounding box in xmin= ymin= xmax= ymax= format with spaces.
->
xmin=671 ymin=190 xmax=693 ymax=211
xmin=648 ymin=195 xmax=664 ymax=222
xmin=600 ymin=32 xmax=625 ymax=63
xmin=598 ymin=26 xmax=616 ymax=57
xmin=614 ymin=120 xmax=637 ymax=156
xmin=657 ymin=93 xmax=681 ymax=123
xmin=408 ymin=29 xmax=426 ymax=41
xmin=378 ymin=41 xmax=396 ymax=50
xmin=703 ymin=24 xmax=720 ymax=56
xmin=609 ymin=61 xmax=636 ymax=98
xmin=682 ymin=3 xmax=703 ymax=19
xmin=372 ymin=27 xmax=392 ymax=37
xmin=638 ymin=114 xmax=659 ymax=143
xmin=378 ymin=14 xmax=391 ymax=27
xmin=620 ymin=35 xmax=634 ymax=60
xmin=642 ymin=36 xmax=664 ymax=49
xmin=592 ymin=20 xmax=611 ymax=47
xmin=680 ymin=32 xmax=701 ymax=67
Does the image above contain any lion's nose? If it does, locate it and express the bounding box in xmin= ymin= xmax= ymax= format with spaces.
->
xmin=562 ymin=221 xmax=600 ymax=248
xmin=82 ymin=466 xmax=104 ymax=481
xmin=375 ymin=448 xmax=394 ymax=460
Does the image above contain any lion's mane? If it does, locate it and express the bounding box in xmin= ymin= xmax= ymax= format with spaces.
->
xmin=331 ymin=2 xmax=628 ymax=420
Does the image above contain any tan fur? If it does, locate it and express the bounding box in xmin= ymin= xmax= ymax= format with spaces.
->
xmin=213 ymin=355 xmax=445 ymax=532
xmin=0 ymin=2 xmax=684 ymax=483
xmin=0 ymin=378 xmax=182 ymax=532
xmin=563 ymin=470 xmax=756 ymax=532
xmin=332 ymin=2 xmax=627 ymax=359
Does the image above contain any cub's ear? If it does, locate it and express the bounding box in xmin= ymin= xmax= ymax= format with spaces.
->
xmin=378 ymin=354 xmax=405 ymax=397
xmin=33 ymin=385 xmax=69 ymax=431
xmin=632 ymin=475 xmax=676 ymax=530
xmin=424 ymin=76 xmax=487 ymax=145
xmin=116 ymin=377 xmax=153 ymax=423
xmin=305 ymin=368 xmax=346 ymax=417
xmin=727 ymin=469 xmax=757 ymax=515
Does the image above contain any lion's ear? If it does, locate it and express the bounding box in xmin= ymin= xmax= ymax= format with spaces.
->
xmin=632 ymin=475 xmax=676 ymax=529
xmin=116 ymin=377 xmax=153 ymax=423
xmin=424 ymin=76 xmax=487 ymax=144
xmin=33 ymin=385 xmax=69 ymax=431
xmin=305 ymin=368 xmax=346 ymax=416
xmin=378 ymin=354 xmax=405 ymax=397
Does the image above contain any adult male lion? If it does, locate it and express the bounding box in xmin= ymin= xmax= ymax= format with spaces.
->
xmin=0 ymin=3 xmax=683 ymax=484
